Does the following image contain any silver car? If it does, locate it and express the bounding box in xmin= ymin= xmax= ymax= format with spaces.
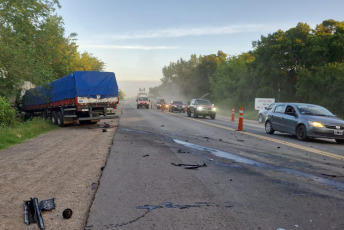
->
xmin=265 ymin=103 xmax=344 ymax=144
xmin=258 ymin=103 xmax=275 ymax=123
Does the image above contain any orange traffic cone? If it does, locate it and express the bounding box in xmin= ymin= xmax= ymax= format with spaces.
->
xmin=237 ymin=105 xmax=243 ymax=131
xmin=231 ymin=106 xmax=235 ymax=122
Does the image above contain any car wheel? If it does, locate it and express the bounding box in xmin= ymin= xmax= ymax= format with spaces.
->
xmin=335 ymin=139 xmax=344 ymax=144
xmin=210 ymin=114 xmax=216 ymax=120
xmin=296 ymin=125 xmax=308 ymax=141
xmin=137 ymin=105 xmax=139 ymax=109
xmin=258 ymin=114 xmax=264 ymax=123
xmin=265 ymin=121 xmax=274 ymax=134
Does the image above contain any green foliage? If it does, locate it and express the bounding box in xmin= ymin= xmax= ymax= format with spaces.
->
xmin=0 ymin=96 xmax=16 ymax=127
xmin=153 ymin=19 xmax=344 ymax=117
xmin=0 ymin=0 xmax=105 ymax=100
xmin=0 ymin=117 xmax=58 ymax=150
xmin=118 ymin=89 xmax=126 ymax=100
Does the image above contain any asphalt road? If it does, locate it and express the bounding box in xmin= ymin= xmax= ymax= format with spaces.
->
xmin=85 ymin=103 xmax=344 ymax=230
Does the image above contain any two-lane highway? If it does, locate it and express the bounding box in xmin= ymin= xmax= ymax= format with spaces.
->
xmin=85 ymin=103 xmax=344 ymax=230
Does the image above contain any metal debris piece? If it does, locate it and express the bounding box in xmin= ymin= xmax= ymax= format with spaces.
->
xmin=39 ymin=198 xmax=56 ymax=211
xmin=24 ymin=198 xmax=45 ymax=229
xmin=171 ymin=162 xmax=207 ymax=169
xmin=62 ymin=208 xmax=73 ymax=219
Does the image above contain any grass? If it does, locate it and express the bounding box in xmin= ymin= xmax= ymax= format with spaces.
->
xmin=0 ymin=118 xmax=58 ymax=150
xmin=216 ymin=106 xmax=258 ymax=121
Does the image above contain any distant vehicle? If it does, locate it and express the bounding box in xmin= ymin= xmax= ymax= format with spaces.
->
xmin=264 ymin=103 xmax=344 ymax=144
xmin=258 ymin=103 xmax=275 ymax=123
xmin=187 ymin=99 xmax=216 ymax=119
xmin=169 ymin=100 xmax=185 ymax=113
xmin=136 ymin=96 xmax=150 ymax=109
xmin=156 ymin=98 xmax=165 ymax=109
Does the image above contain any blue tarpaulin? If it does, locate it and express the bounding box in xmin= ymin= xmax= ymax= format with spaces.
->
xmin=23 ymin=71 xmax=118 ymax=106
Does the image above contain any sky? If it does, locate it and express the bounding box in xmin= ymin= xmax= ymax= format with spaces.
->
xmin=56 ymin=0 xmax=344 ymax=97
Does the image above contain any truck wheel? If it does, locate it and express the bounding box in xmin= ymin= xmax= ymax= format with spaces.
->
xmin=210 ymin=114 xmax=216 ymax=120
xmin=57 ymin=111 xmax=65 ymax=127
xmin=51 ymin=111 xmax=57 ymax=124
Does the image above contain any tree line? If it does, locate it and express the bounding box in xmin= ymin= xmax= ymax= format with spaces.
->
xmin=0 ymin=0 xmax=105 ymax=101
xmin=150 ymin=19 xmax=344 ymax=117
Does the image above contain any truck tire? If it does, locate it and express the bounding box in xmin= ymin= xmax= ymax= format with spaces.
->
xmin=210 ymin=114 xmax=216 ymax=120
xmin=51 ymin=111 xmax=58 ymax=125
xmin=57 ymin=111 xmax=65 ymax=127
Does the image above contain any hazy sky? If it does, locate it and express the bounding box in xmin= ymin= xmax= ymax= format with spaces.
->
xmin=56 ymin=0 xmax=344 ymax=95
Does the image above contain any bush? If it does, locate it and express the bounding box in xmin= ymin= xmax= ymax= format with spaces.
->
xmin=0 ymin=97 xmax=16 ymax=127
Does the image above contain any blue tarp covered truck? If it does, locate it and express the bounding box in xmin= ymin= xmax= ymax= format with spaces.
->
xmin=21 ymin=71 xmax=119 ymax=126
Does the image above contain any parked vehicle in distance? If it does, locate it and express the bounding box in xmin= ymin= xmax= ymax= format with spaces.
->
xmin=136 ymin=96 xmax=150 ymax=109
xmin=187 ymin=99 xmax=216 ymax=119
xmin=258 ymin=103 xmax=275 ymax=123
xmin=264 ymin=103 xmax=344 ymax=144
xmin=169 ymin=100 xmax=185 ymax=113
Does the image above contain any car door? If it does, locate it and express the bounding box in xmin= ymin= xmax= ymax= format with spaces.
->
xmin=269 ymin=104 xmax=286 ymax=132
xmin=281 ymin=105 xmax=299 ymax=134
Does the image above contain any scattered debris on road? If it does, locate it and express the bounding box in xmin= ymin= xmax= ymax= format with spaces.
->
xmin=24 ymin=197 xmax=56 ymax=229
xmin=171 ymin=162 xmax=207 ymax=169
xmin=62 ymin=208 xmax=73 ymax=219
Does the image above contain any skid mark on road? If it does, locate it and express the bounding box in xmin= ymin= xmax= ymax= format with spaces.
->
xmin=174 ymin=139 xmax=344 ymax=191
xmin=164 ymin=111 xmax=344 ymax=161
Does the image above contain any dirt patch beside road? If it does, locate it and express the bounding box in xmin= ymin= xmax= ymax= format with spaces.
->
xmin=0 ymin=107 xmax=121 ymax=230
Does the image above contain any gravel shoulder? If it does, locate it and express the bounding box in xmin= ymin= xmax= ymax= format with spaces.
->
xmin=0 ymin=105 xmax=122 ymax=230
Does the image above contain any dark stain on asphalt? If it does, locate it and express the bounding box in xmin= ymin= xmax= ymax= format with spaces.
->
xmin=173 ymin=139 xmax=344 ymax=191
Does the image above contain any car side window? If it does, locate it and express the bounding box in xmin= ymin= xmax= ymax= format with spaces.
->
xmin=274 ymin=105 xmax=285 ymax=113
xmin=285 ymin=106 xmax=295 ymax=114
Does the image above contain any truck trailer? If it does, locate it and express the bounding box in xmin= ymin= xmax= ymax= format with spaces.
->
xmin=21 ymin=71 xmax=119 ymax=126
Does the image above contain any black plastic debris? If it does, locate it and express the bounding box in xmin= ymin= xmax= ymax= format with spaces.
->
xmin=62 ymin=208 xmax=73 ymax=219
xmin=171 ymin=162 xmax=207 ymax=169
xmin=24 ymin=197 xmax=56 ymax=230
xmin=142 ymin=154 xmax=150 ymax=157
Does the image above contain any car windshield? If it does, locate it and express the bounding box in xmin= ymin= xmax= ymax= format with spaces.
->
xmin=297 ymin=105 xmax=334 ymax=116
xmin=139 ymin=97 xmax=148 ymax=101
xmin=195 ymin=100 xmax=211 ymax=105
xmin=173 ymin=101 xmax=183 ymax=104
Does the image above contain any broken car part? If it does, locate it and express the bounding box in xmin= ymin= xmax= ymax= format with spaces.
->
xmin=24 ymin=197 xmax=56 ymax=229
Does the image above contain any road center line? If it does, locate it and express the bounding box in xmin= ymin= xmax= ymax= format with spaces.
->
xmin=163 ymin=111 xmax=344 ymax=161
